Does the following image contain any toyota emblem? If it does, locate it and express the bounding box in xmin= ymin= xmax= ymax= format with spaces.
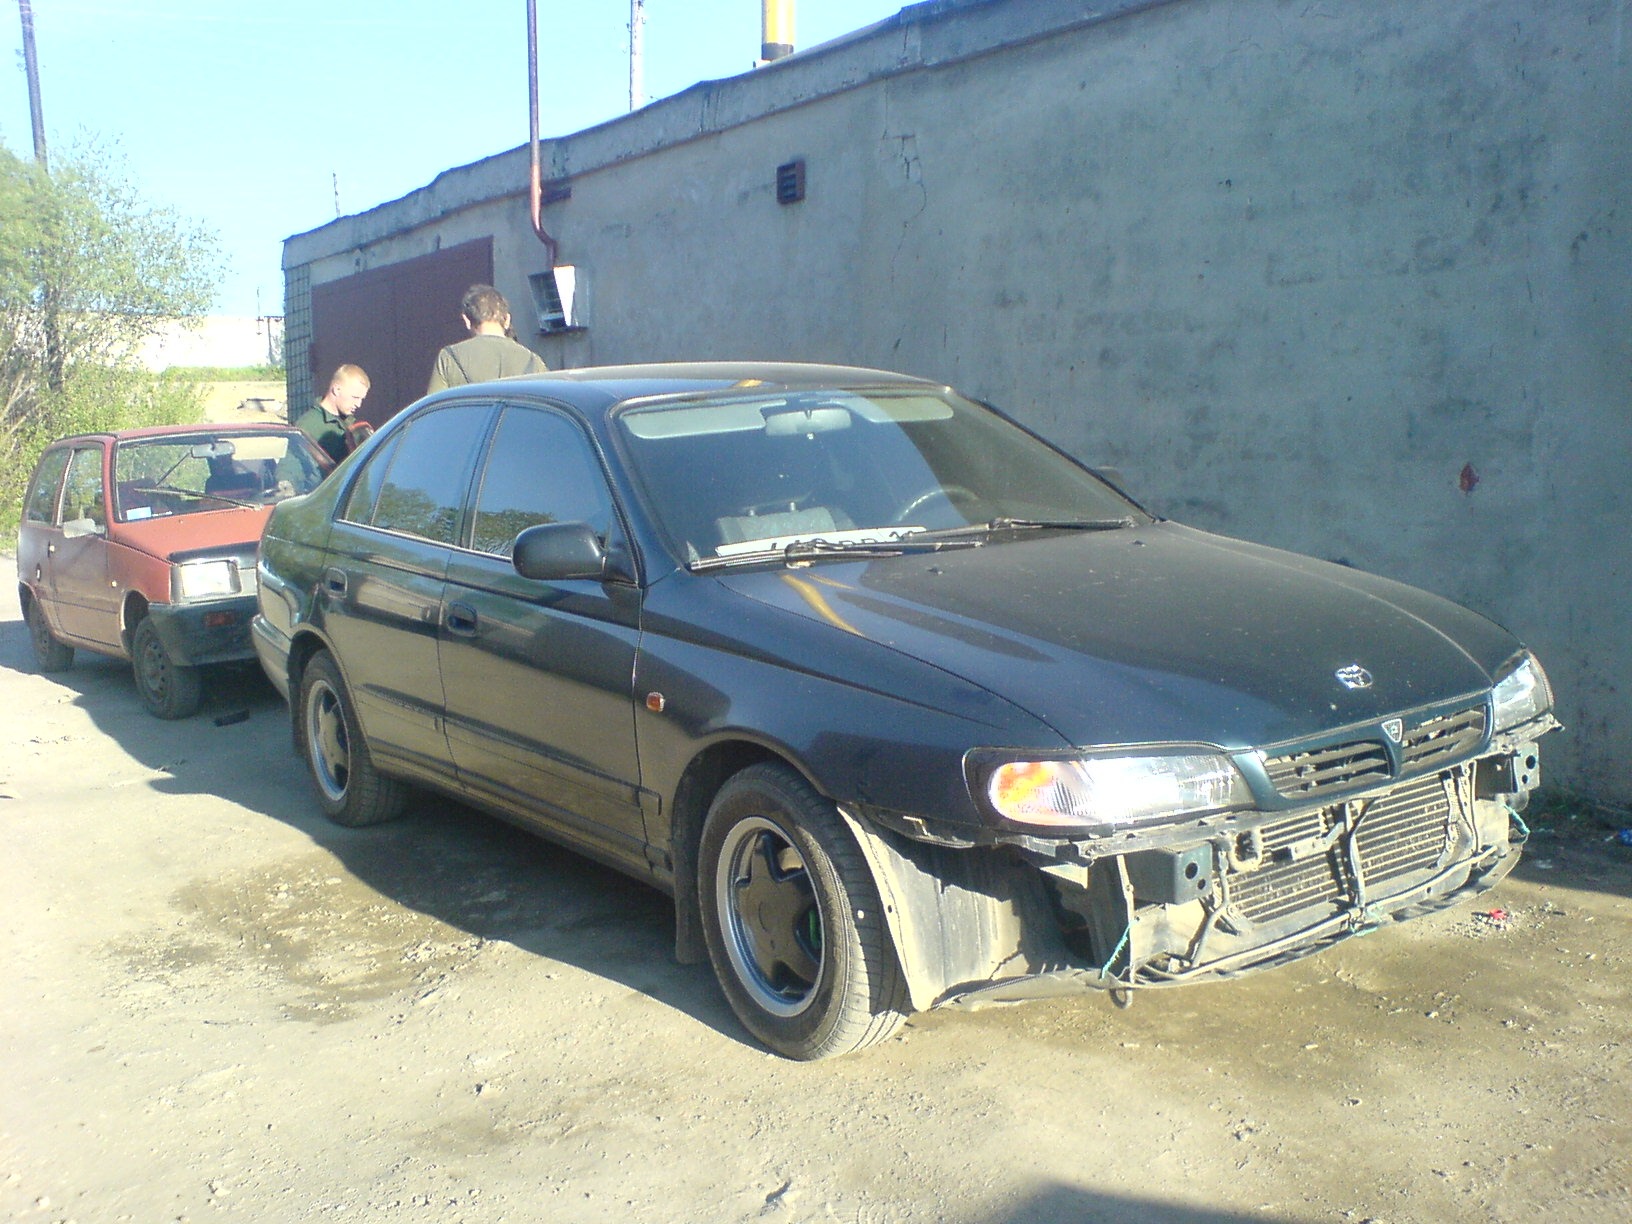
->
xmin=1335 ymin=664 xmax=1374 ymax=690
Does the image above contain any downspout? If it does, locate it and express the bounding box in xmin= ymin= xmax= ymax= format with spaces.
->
xmin=526 ymin=0 xmax=558 ymax=266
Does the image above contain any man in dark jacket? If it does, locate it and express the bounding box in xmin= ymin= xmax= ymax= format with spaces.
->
xmin=426 ymin=284 xmax=548 ymax=393
xmin=294 ymin=364 xmax=369 ymax=464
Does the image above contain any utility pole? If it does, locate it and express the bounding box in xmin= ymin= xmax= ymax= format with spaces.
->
xmin=19 ymin=0 xmax=61 ymax=392
xmin=19 ymin=0 xmax=47 ymax=166
xmin=629 ymin=0 xmax=646 ymax=112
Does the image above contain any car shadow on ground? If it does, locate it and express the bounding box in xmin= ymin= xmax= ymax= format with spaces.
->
xmin=993 ymin=1186 xmax=1311 ymax=1224
xmin=0 ymin=617 xmax=748 ymax=1049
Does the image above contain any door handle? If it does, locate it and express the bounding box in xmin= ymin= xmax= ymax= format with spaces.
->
xmin=445 ymin=602 xmax=479 ymax=636
xmin=322 ymin=567 xmax=348 ymax=598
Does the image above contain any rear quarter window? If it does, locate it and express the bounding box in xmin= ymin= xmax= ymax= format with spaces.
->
xmin=23 ymin=448 xmax=72 ymax=524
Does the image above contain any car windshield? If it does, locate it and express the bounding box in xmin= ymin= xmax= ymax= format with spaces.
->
xmin=616 ymin=388 xmax=1145 ymax=565
xmin=112 ymin=431 xmax=328 ymax=522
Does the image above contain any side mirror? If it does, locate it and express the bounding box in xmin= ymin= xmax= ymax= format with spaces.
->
xmin=513 ymin=521 xmax=608 ymax=582
xmin=62 ymin=517 xmax=105 ymax=539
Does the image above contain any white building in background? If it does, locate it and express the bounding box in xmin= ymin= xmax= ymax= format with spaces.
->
xmin=134 ymin=316 xmax=284 ymax=372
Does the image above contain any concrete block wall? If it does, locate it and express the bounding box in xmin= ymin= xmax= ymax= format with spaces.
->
xmin=285 ymin=0 xmax=1631 ymax=805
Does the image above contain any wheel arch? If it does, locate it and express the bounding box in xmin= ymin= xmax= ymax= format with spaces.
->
xmin=285 ymin=628 xmax=335 ymax=751
xmin=669 ymin=739 xmax=833 ymax=966
xmin=119 ymin=591 xmax=151 ymax=653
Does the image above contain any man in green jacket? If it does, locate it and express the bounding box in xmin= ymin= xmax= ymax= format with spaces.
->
xmin=426 ymin=284 xmax=548 ymax=393
xmin=294 ymin=364 xmax=370 ymax=464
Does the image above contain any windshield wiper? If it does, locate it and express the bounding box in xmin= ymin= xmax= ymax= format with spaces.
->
xmin=783 ymin=536 xmax=983 ymax=561
xmin=691 ymin=534 xmax=982 ymax=571
xmin=985 ymin=515 xmax=1136 ymax=532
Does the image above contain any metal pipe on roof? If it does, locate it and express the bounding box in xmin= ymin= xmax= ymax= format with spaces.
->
xmin=761 ymin=0 xmax=794 ymax=62
xmin=629 ymin=0 xmax=647 ymax=111
xmin=526 ymin=0 xmax=559 ymax=265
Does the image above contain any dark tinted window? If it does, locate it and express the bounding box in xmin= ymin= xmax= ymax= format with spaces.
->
xmin=24 ymin=448 xmax=71 ymax=524
xmin=339 ymin=428 xmax=403 ymax=524
xmin=364 ymin=404 xmax=491 ymax=544
xmin=618 ymin=389 xmax=1143 ymax=561
xmin=470 ymin=407 xmax=613 ymax=557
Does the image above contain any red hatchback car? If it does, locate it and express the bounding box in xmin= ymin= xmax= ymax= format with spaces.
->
xmin=17 ymin=422 xmax=331 ymax=717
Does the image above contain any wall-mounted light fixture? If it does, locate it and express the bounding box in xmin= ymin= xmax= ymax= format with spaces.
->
xmin=530 ymin=266 xmax=584 ymax=333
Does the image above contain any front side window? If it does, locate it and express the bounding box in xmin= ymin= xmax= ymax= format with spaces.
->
xmin=61 ymin=447 xmax=106 ymax=529
xmin=365 ymin=404 xmax=492 ymax=545
xmin=24 ymin=448 xmax=71 ymax=524
xmin=469 ymin=406 xmax=615 ymax=557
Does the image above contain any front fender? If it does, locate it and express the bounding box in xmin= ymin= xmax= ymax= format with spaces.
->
xmin=834 ymin=804 xmax=1074 ymax=1012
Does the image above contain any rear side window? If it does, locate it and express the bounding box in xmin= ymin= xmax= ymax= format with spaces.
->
xmin=24 ymin=448 xmax=71 ymax=524
xmin=469 ymin=406 xmax=614 ymax=557
xmin=357 ymin=404 xmax=491 ymax=545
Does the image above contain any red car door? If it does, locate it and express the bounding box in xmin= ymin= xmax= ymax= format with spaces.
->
xmin=47 ymin=443 xmax=122 ymax=650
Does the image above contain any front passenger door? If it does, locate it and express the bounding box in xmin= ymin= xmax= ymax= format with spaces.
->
xmin=440 ymin=403 xmax=647 ymax=870
xmin=49 ymin=444 xmax=120 ymax=649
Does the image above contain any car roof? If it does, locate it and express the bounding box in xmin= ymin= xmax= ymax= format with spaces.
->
xmin=42 ymin=422 xmax=305 ymax=447
xmin=432 ymin=361 xmax=944 ymax=413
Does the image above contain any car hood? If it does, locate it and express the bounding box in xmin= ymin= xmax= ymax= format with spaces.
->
xmin=715 ymin=523 xmax=1518 ymax=749
xmin=109 ymin=506 xmax=273 ymax=558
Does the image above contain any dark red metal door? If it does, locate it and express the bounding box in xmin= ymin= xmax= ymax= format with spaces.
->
xmin=309 ymin=238 xmax=494 ymax=428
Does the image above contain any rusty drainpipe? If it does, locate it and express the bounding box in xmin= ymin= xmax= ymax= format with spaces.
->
xmin=526 ymin=0 xmax=558 ymax=266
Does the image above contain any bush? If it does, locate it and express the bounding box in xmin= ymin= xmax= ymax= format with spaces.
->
xmin=2 ymin=140 xmax=220 ymax=545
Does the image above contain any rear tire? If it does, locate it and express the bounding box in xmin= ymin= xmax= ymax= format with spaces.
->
xmin=26 ymin=598 xmax=74 ymax=672
xmin=297 ymin=650 xmax=408 ymax=827
xmin=699 ymin=763 xmax=909 ymax=1060
xmin=132 ymin=616 xmax=202 ymax=719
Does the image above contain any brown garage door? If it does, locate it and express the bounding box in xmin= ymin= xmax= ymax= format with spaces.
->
xmin=310 ymin=239 xmax=493 ymax=428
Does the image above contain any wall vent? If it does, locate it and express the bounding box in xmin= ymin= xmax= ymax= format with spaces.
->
xmin=530 ymin=266 xmax=584 ymax=333
xmin=776 ymin=159 xmax=806 ymax=204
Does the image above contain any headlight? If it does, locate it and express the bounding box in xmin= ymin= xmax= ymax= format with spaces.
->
xmin=975 ymin=748 xmax=1251 ymax=833
xmin=1491 ymin=652 xmax=1553 ymax=733
xmin=172 ymin=559 xmax=241 ymax=601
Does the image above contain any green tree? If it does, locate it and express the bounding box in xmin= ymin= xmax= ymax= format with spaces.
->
xmin=2 ymin=140 xmax=222 ymax=534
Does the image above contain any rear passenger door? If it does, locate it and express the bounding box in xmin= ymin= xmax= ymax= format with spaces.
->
xmin=439 ymin=403 xmax=648 ymax=870
xmin=318 ymin=401 xmax=494 ymax=782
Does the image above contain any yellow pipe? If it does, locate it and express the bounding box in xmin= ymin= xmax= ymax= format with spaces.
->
xmin=762 ymin=0 xmax=794 ymax=61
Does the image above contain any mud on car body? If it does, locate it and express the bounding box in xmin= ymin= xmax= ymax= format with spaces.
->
xmin=251 ymin=362 xmax=1558 ymax=1059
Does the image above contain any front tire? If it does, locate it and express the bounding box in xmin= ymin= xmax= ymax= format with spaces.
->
xmin=297 ymin=650 xmax=408 ymax=827
xmin=132 ymin=616 xmax=202 ymax=719
xmin=699 ymin=763 xmax=909 ymax=1060
xmin=26 ymin=598 xmax=74 ymax=672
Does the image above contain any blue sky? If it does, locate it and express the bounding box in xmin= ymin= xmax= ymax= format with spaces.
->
xmin=1 ymin=1 xmax=904 ymax=318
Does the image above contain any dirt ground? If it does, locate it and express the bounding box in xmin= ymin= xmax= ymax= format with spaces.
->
xmin=3 ymin=560 xmax=1630 ymax=1224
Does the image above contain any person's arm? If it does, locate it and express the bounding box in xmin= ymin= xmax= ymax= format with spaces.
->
xmin=427 ymin=349 xmax=453 ymax=394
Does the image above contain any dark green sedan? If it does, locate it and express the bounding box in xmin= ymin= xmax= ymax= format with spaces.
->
xmin=252 ymin=363 xmax=1558 ymax=1059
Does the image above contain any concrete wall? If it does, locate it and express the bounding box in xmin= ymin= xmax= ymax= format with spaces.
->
xmin=284 ymin=0 xmax=1632 ymax=805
